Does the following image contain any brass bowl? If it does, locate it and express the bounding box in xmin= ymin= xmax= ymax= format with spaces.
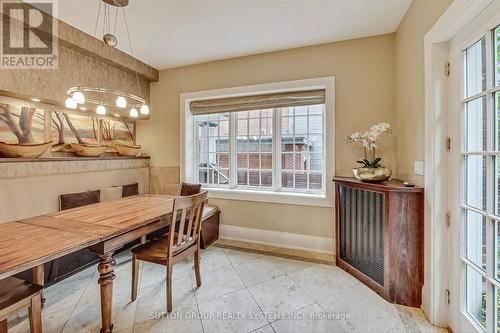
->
xmin=0 ymin=141 xmax=52 ymax=158
xmin=353 ymin=167 xmax=392 ymax=182
xmin=116 ymin=144 xmax=141 ymax=157
xmin=71 ymin=143 xmax=108 ymax=157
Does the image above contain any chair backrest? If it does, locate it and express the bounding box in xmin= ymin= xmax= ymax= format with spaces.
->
xmin=168 ymin=190 xmax=208 ymax=255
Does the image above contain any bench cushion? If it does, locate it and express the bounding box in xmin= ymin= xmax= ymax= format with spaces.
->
xmin=203 ymin=205 xmax=219 ymax=219
xmin=59 ymin=190 xmax=100 ymax=211
xmin=101 ymin=186 xmax=123 ymax=202
xmin=122 ymin=183 xmax=139 ymax=197
xmin=180 ymin=182 xmax=201 ymax=196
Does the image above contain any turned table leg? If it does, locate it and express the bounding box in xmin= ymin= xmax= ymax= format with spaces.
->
xmin=98 ymin=253 xmax=116 ymax=333
xmin=31 ymin=265 xmax=45 ymax=307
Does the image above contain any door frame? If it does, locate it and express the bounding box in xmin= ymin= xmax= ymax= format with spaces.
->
xmin=424 ymin=0 xmax=494 ymax=328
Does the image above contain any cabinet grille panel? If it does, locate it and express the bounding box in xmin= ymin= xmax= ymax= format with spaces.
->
xmin=339 ymin=186 xmax=384 ymax=285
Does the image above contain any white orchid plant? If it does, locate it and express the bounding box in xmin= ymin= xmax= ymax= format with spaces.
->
xmin=347 ymin=122 xmax=392 ymax=168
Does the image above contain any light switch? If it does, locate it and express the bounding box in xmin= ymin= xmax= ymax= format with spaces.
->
xmin=414 ymin=161 xmax=424 ymax=176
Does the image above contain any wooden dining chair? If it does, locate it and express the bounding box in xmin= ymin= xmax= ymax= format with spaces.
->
xmin=130 ymin=191 xmax=208 ymax=312
xmin=0 ymin=277 xmax=43 ymax=333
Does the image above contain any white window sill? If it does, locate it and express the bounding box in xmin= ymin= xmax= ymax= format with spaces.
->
xmin=204 ymin=187 xmax=333 ymax=207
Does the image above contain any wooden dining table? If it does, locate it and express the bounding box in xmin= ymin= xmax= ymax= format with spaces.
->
xmin=0 ymin=194 xmax=174 ymax=333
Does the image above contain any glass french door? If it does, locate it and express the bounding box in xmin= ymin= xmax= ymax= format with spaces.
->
xmin=452 ymin=23 xmax=500 ymax=333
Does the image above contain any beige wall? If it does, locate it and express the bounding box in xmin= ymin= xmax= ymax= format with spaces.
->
xmin=0 ymin=162 xmax=149 ymax=223
xmin=137 ymin=34 xmax=396 ymax=239
xmin=395 ymin=0 xmax=453 ymax=185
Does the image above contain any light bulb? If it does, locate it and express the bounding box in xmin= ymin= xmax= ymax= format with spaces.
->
xmin=96 ymin=105 xmax=106 ymax=115
xmin=65 ymin=97 xmax=77 ymax=109
xmin=116 ymin=96 xmax=127 ymax=108
xmin=129 ymin=107 xmax=138 ymax=118
xmin=72 ymin=91 xmax=85 ymax=104
xmin=140 ymin=104 xmax=149 ymax=115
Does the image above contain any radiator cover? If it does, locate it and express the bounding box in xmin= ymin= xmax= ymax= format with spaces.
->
xmin=338 ymin=185 xmax=385 ymax=286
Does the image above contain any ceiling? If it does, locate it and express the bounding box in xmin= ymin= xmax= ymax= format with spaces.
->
xmin=49 ymin=0 xmax=412 ymax=70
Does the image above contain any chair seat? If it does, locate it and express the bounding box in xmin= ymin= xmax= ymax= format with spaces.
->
xmin=132 ymin=233 xmax=195 ymax=262
xmin=0 ymin=277 xmax=42 ymax=313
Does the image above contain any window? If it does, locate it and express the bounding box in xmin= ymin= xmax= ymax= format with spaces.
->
xmin=196 ymin=113 xmax=230 ymax=186
xmin=194 ymin=104 xmax=325 ymax=195
xmin=461 ymin=26 xmax=500 ymax=332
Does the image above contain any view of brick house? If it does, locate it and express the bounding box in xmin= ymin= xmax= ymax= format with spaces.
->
xmin=197 ymin=106 xmax=324 ymax=191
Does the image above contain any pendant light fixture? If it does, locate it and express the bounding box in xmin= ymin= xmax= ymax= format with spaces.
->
xmin=65 ymin=0 xmax=150 ymax=119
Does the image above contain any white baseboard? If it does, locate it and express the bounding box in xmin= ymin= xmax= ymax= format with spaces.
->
xmin=219 ymin=224 xmax=335 ymax=254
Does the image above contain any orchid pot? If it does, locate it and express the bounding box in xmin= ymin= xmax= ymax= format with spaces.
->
xmin=347 ymin=123 xmax=392 ymax=183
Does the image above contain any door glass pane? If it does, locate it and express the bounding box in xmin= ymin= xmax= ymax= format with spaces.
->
xmin=466 ymin=266 xmax=487 ymax=328
xmin=466 ymin=210 xmax=486 ymax=270
xmin=496 ymin=92 xmax=500 ymax=150
xmin=466 ymin=38 xmax=486 ymax=98
xmin=466 ymin=155 xmax=487 ymax=210
xmin=466 ymin=97 xmax=486 ymax=152
xmin=494 ymin=26 xmax=500 ymax=87
xmin=497 ymin=221 xmax=500 ymax=281
xmin=497 ymin=287 xmax=500 ymax=332
xmin=495 ymin=157 xmax=500 ymax=216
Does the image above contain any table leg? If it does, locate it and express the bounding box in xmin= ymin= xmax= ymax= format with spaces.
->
xmin=31 ymin=265 xmax=45 ymax=307
xmin=97 ymin=253 xmax=116 ymax=333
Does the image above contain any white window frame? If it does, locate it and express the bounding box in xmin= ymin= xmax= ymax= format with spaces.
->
xmin=180 ymin=77 xmax=335 ymax=207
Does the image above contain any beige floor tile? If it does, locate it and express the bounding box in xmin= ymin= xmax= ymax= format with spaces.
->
xmin=267 ymin=256 xmax=313 ymax=274
xmin=271 ymin=303 xmax=346 ymax=333
xmin=62 ymin=287 xmax=137 ymax=333
xmin=135 ymin=277 xmax=196 ymax=324
xmin=133 ymin=305 xmax=203 ymax=333
xmin=317 ymin=283 xmax=401 ymax=333
xmin=139 ymin=259 xmax=194 ymax=290
xmin=4 ymin=248 xmax=446 ymax=333
xmin=194 ymin=265 xmax=246 ymax=304
xmin=234 ymin=256 xmax=285 ymax=287
xmin=42 ymin=274 xmax=89 ymax=315
xmin=248 ymin=275 xmax=314 ymax=323
xmin=199 ymin=247 xmax=231 ymax=273
xmin=251 ymin=324 xmax=276 ymax=333
xmin=8 ymin=308 xmax=72 ymax=333
xmin=198 ymin=288 xmax=268 ymax=333
xmin=224 ymin=248 xmax=263 ymax=267
xmin=387 ymin=323 xmax=407 ymax=333
xmin=288 ymin=264 xmax=358 ymax=302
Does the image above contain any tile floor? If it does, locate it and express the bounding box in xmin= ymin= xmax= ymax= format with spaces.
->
xmin=8 ymin=246 xmax=447 ymax=333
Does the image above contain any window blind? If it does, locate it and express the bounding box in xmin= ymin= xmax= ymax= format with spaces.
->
xmin=190 ymin=89 xmax=325 ymax=115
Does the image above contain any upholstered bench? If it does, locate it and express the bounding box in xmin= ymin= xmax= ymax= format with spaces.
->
xmin=200 ymin=205 xmax=219 ymax=249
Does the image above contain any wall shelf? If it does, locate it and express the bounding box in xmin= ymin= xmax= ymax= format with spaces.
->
xmin=0 ymin=156 xmax=150 ymax=179
xmin=0 ymin=156 xmax=150 ymax=163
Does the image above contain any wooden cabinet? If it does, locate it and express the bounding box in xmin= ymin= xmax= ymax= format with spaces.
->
xmin=333 ymin=177 xmax=424 ymax=307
